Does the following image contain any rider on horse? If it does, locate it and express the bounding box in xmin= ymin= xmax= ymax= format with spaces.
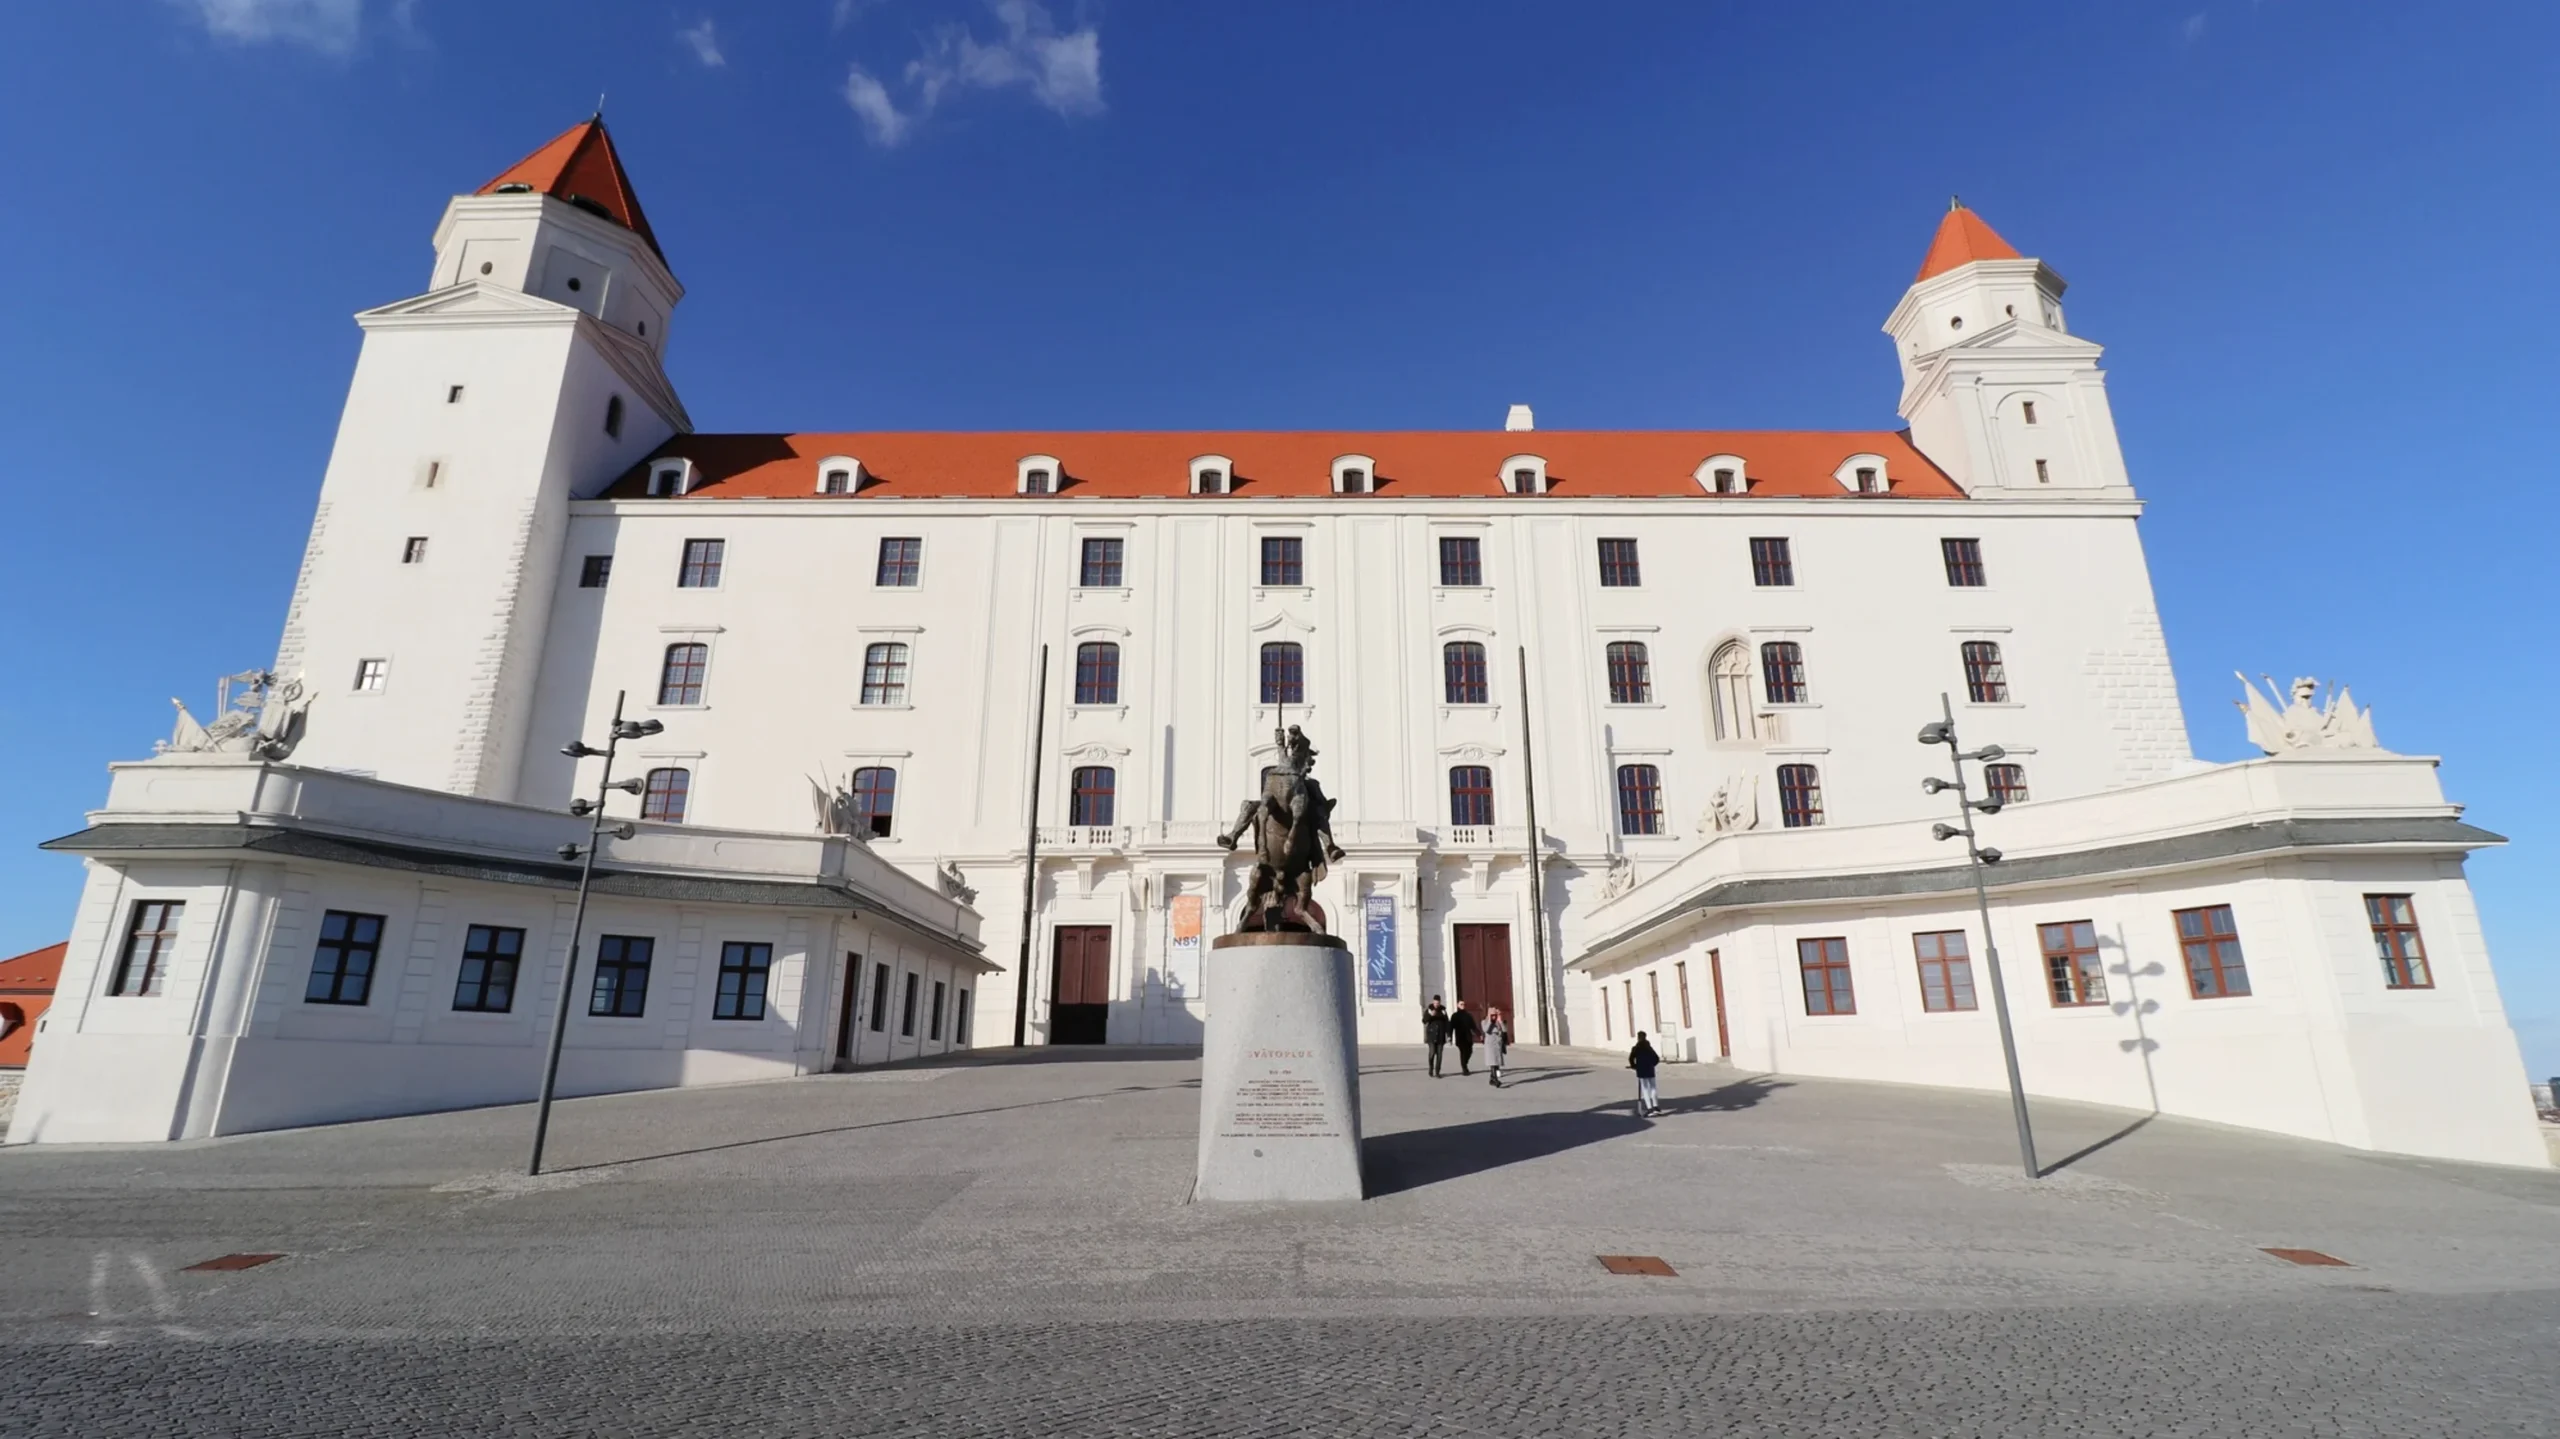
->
xmin=1216 ymin=724 xmax=1348 ymax=932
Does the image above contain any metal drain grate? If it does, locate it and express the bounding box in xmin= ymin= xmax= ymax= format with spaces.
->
xmin=2261 ymin=1247 xmax=2350 ymax=1267
xmin=1598 ymin=1254 xmax=1678 ymax=1277
xmin=184 ymin=1253 xmax=284 ymax=1272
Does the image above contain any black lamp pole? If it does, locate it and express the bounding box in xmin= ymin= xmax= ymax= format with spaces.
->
xmin=1920 ymin=693 xmax=2038 ymax=1180
xmin=527 ymin=690 xmax=661 ymax=1177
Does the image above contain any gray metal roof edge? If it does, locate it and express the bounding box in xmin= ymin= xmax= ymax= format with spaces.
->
xmin=1572 ymin=815 xmax=2504 ymax=967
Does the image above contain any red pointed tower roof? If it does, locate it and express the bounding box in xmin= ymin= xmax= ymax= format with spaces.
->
xmin=1914 ymin=198 xmax=2021 ymax=282
xmin=478 ymin=117 xmax=663 ymax=261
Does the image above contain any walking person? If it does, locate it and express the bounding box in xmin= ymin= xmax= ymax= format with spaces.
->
xmin=1629 ymin=1030 xmax=1662 ymax=1117
xmin=1484 ymin=1007 xmax=1510 ymax=1088
xmin=1449 ymin=1003 xmax=1480 ymax=1076
xmin=1422 ymin=997 xmax=1450 ymax=1078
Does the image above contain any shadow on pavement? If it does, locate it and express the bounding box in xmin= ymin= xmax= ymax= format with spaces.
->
xmin=875 ymin=1045 xmax=1204 ymax=1069
xmin=1363 ymin=1077 xmax=1788 ymax=1194
xmin=2038 ymin=1112 xmax=2154 ymax=1177
xmin=554 ymin=1080 xmax=1198 ymax=1173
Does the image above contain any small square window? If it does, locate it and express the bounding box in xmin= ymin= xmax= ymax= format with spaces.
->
xmin=822 ymin=468 xmax=851 ymax=495
xmin=579 ymin=555 xmax=612 ymax=588
xmin=306 ymin=910 xmax=386 ymax=1006
xmin=446 ymin=384 xmax=464 ymax=404
xmin=1260 ymin=535 xmax=1303 ymax=587
xmin=2034 ymin=458 xmax=2051 ymax=483
xmin=1597 ymin=538 xmax=1641 ymax=587
xmin=1856 ymin=467 xmax=1883 ymax=494
xmin=591 ymin=934 xmax=654 ymax=1017
xmin=1438 ymin=536 xmax=1483 ymax=587
xmin=678 ymin=539 xmax=724 ymax=588
xmin=2173 ymin=904 xmax=2251 ymax=999
xmin=1023 ymin=468 xmax=1054 ymax=495
xmin=876 ymin=537 xmax=922 ymax=587
xmin=2038 ymin=921 xmax=2106 ymax=1006
xmin=1941 ymin=538 xmax=1986 ymax=587
xmin=453 ymin=924 xmax=523 ymax=1013
xmin=1079 ymin=537 xmax=1124 ymax=588
xmin=1750 ymin=537 xmax=1794 ymax=587
xmin=353 ymin=658 xmax=387 ymax=692
xmin=401 ymin=536 xmax=428 ymax=564
xmin=714 ymin=942 xmax=773 ymax=1021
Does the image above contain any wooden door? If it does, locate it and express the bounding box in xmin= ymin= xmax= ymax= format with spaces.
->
xmin=1451 ymin=924 xmax=1515 ymax=1029
xmin=1050 ymin=925 xmax=1113 ymax=1045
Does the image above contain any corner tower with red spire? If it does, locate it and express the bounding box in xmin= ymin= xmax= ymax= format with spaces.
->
xmin=1882 ymin=199 xmax=2129 ymax=497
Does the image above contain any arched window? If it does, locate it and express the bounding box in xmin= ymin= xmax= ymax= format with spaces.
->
xmin=860 ymin=642 xmax=910 ymax=705
xmin=1448 ymin=765 xmax=1496 ymax=827
xmin=1709 ymin=642 xmax=1757 ymax=741
xmin=1605 ymin=641 xmax=1652 ymax=704
xmin=1443 ymin=642 xmax=1488 ymax=705
xmin=641 ymin=767 xmax=690 ymax=823
xmin=852 ymin=766 xmax=897 ymax=838
xmin=1777 ymin=764 xmax=1824 ymax=828
xmin=1760 ymin=641 xmax=1807 ymax=704
xmin=1069 ymin=766 xmax=1116 ymax=826
xmin=1074 ymin=641 xmax=1121 ymax=705
xmin=1259 ymin=642 xmax=1304 ymax=704
xmin=1985 ymin=763 xmax=2029 ymax=806
xmin=657 ymin=643 xmax=708 ymax=706
xmin=1616 ymin=764 xmax=1664 ymax=836
xmin=1962 ymin=641 xmax=2009 ymax=703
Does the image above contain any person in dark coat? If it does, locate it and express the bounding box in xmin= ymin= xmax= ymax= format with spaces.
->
xmin=1449 ymin=1003 xmax=1480 ymax=1075
xmin=1629 ymin=1031 xmax=1662 ymax=1117
xmin=1422 ymin=997 xmax=1451 ymax=1077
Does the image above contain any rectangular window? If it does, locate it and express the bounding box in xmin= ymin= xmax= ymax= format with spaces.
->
xmin=860 ymin=642 xmax=910 ymax=705
xmin=1750 ymin=537 xmax=1794 ymax=587
xmin=2173 ymin=904 xmax=2251 ymax=999
xmin=658 ymin=642 xmax=708 ymax=705
xmin=822 ymin=468 xmax=852 ymax=495
xmin=1912 ymin=931 xmax=1977 ymax=1013
xmin=714 ymin=941 xmax=773 ymax=1020
xmin=1259 ymin=642 xmax=1304 ymax=705
xmin=1675 ymin=961 xmax=1692 ymax=1027
xmin=1962 ymin=641 xmax=2010 ymax=703
xmin=452 ymin=924 xmax=524 ymax=1013
xmin=1442 ymin=642 xmax=1488 ymax=705
xmin=447 ymin=384 xmax=464 ymax=404
xmin=578 ymin=555 xmax=612 ymax=588
xmin=1797 ymin=937 xmax=1855 ymax=1016
xmin=1078 ymin=537 xmax=1124 ymax=588
xmin=2021 ymin=400 xmax=2039 ymax=425
xmin=1760 ymin=641 xmax=1807 ymax=704
xmin=875 ymin=537 xmax=922 ymax=587
xmin=1448 ymin=765 xmax=1496 ymax=827
xmin=956 ymin=989 xmax=972 ymax=1044
xmin=869 ymin=962 xmax=891 ymax=1032
xmin=930 ymin=980 xmax=947 ymax=1040
xmin=1941 ymin=538 xmax=1986 ymax=587
xmin=1648 ymin=972 xmax=1662 ymax=1029
xmin=1069 ymin=766 xmax=1117 ymax=827
xmin=1438 ymin=536 xmax=1483 ymax=587
xmin=305 ymin=909 xmax=385 ymax=1006
xmin=852 ymin=767 xmax=896 ymax=838
xmin=1985 ymin=763 xmax=2030 ymax=806
xmin=109 ymin=900 xmax=184 ymax=997
xmin=1616 ymin=764 xmax=1663 ymax=836
xmin=401 ymin=536 xmax=428 ymax=565
xmin=2038 ymin=920 xmax=2106 ymax=1006
xmin=1074 ymin=642 xmax=1121 ymax=705
xmin=2366 ymin=894 xmax=2433 ymax=989
xmin=2034 ymin=459 xmax=2051 ymax=483
xmin=901 ymin=972 xmax=919 ymax=1037
xmin=1259 ymin=535 xmax=1304 ymax=587
xmin=1597 ymin=538 xmax=1641 ymax=587
xmin=354 ymin=658 xmax=387 ymax=692
xmin=1777 ymin=764 xmax=1824 ymax=828
xmin=590 ymin=934 xmax=654 ymax=1017
xmin=1605 ymin=641 xmax=1652 ymax=704
xmin=641 ymin=767 xmax=690 ymax=823
xmin=678 ymin=539 xmax=725 ymax=588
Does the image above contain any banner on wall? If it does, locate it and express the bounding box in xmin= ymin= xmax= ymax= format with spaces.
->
xmin=1363 ymin=894 xmax=1397 ymax=1000
xmin=1170 ymin=895 xmax=1202 ymax=954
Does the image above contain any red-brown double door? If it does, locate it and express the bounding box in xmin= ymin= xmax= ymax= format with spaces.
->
xmin=1452 ymin=924 xmax=1515 ymax=1030
xmin=1050 ymin=925 xmax=1112 ymax=1045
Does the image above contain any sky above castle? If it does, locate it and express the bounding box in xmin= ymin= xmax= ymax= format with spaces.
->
xmin=2 ymin=1 xmax=2555 ymax=1072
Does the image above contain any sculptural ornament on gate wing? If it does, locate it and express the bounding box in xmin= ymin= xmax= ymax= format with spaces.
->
xmin=158 ymin=669 xmax=310 ymax=761
xmin=1216 ymin=724 xmax=1348 ymax=934
xmin=2235 ymin=673 xmax=2380 ymax=754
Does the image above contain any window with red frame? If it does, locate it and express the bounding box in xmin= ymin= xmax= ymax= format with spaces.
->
xmin=1259 ymin=535 xmax=1304 ymax=587
xmin=1985 ymin=763 xmax=2029 ymax=806
xmin=1259 ymin=642 xmax=1304 ymax=704
xmin=1438 ymin=535 xmax=1482 ymax=587
xmin=1941 ymin=538 xmax=1986 ymax=587
xmin=1760 ymin=641 xmax=1808 ymax=704
xmin=1074 ymin=641 xmax=1120 ymax=705
xmin=2365 ymin=894 xmax=2432 ymax=988
xmin=1616 ymin=764 xmax=1664 ymax=836
xmin=875 ymin=537 xmax=921 ymax=587
xmin=2038 ymin=920 xmax=2106 ymax=1006
xmin=1777 ymin=764 xmax=1824 ymax=828
xmin=2172 ymin=904 xmax=2251 ymax=998
xmin=1962 ymin=641 xmax=2010 ymax=703
xmin=1077 ymin=536 xmax=1123 ymax=587
xmin=1597 ymin=538 xmax=1641 ymax=587
xmin=1448 ymin=765 xmax=1496 ymax=827
xmin=851 ymin=766 xmax=897 ymax=839
xmin=1605 ymin=641 xmax=1652 ymax=704
xmin=1797 ymin=937 xmax=1855 ymax=1015
xmin=860 ymin=642 xmax=909 ymax=705
xmin=641 ymin=767 xmax=691 ymax=823
xmin=1069 ymin=766 xmax=1117 ymax=827
xmin=677 ymin=538 xmax=723 ymax=588
xmin=1912 ymin=930 xmax=1977 ymax=1012
xmin=1443 ymin=641 xmax=1489 ymax=704
xmin=657 ymin=642 xmax=708 ymax=706
xmin=1750 ymin=537 xmax=1794 ymax=587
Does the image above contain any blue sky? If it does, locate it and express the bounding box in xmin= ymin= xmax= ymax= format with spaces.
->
xmin=3 ymin=2 xmax=2554 ymax=1075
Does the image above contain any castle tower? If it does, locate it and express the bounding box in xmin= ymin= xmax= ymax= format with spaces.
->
xmin=1883 ymin=200 xmax=2131 ymax=497
xmin=272 ymin=118 xmax=689 ymax=797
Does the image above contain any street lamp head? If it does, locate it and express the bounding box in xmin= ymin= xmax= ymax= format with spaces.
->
xmin=1977 ymin=847 xmax=2003 ymax=864
xmin=611 ymin=822 xmax=637 ymax=840
xmin=561 ymin=741 xmax=601 ymax=759
xmin=1971 ymin=798 xmax=2004 ymax=816
xmin=1917 ymin=721 xmax=1952 ymax=746
xmin=568 ymin=798 xmax=595 ymax=817
xmin=1968 ymin=744 xmax=2007 ymax=763
xmin=1920 ymin=776 xmax=1949 ymax=794
xmin=1931 ymin=822 xmax=1962 ymax=842
xmin=604 ymin=777 xmax=645 ymax=795
xmin=614 ymin=719 xmax=665 ymax=740
xmin=556 ymin=843 xmax=583 ymax=861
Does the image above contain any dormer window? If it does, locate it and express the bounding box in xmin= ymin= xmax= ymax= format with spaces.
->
xmin=817 ymin=456 xmax=864 ymax=495
xmin=1694 ymin=455 xmax=1748 ymax=495
xmin=1857 ymin=468 xmax=1883 ymax=494
xmin=1331 ymin=454 xmax=1376 ymax=495
xmin=1018 ymin=454 xmax=1061 ymax=495
xmin=1190 ymin=455 xmax=1232 ymax=495
xmin=1502 ymin=455 xmax=1549 ymax=495
xmin=646 ymin=458 xmax=696 ymax=498
xmin=1832 ymin=453 xmax=1892 ymax=495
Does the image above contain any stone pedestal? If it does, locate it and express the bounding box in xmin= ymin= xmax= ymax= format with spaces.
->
xmin=1195 ymin=933 xmax=1365 ymax=1202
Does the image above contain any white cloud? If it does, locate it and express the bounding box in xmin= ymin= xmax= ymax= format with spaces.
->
xmin=679 ymin=17 xmax=726 ymax=68
xmin=840 ymin=0 xmax=1102 ymax=147
xmin=2182 ymin=12 xmax=2209 ymax=43
xmin=177 ymin=0 xmax=364 ymax=53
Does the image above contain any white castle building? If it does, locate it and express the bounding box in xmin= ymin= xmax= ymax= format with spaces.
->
xmin=13 ymin=121 xmax=2545 ymax=1168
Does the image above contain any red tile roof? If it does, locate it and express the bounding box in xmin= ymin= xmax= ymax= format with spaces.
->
xmin=613 ymin=431 xmax=1960 ymax=502
xmin=0 ymin=942 xmax=63 ymax=993
xmin=478 ymin=118 xmax=663 ymax=260
xmin=1915 ymin=201 xmax=2022 ymax=282
xmin=0 ymin=941 xmax=64 ymax=1067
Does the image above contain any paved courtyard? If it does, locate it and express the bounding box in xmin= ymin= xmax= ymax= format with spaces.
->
xmin=3 ymin=1047 xmax=2557 ymax=1435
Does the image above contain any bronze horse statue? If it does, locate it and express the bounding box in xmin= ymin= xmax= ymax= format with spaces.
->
xmin=1217 ymin=724 xmax=1347 ymax=933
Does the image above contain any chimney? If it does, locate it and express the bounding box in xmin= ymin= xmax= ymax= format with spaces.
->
xmin=1504 ymin=403 xmax=1534 ymax=432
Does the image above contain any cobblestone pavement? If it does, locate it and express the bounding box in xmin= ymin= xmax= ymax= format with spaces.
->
xmin=3 ymin=1048 xmax=2556 ymax=1435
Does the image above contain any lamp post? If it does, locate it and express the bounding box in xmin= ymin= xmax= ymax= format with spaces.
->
xmin=1919 ymin=693 xmax=2039 ymax=1179
xmin=527 ymin=690 xmax=663 ymax=1177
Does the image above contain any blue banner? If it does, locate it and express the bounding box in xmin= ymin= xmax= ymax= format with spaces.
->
xmin=1363 ymin=895 xmax=1397 ymax=1000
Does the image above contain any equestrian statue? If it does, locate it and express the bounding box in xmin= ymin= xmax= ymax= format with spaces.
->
xmin=1216 ymin=724 xmax=1348 ymax=934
